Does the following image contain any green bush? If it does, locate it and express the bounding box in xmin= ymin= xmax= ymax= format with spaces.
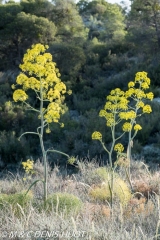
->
xmin=89 ymin=167 xmax=131 ymax=205
xmin=0 ymin=191 xmax=33 ymax=216
xmin=44 ymin=192 xmax=83 ymax=215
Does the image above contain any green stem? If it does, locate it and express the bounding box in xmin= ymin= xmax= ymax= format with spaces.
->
xmin=115 ymin=131 xmax=125 ymax=141
xmin=128 ymin=130 xmax=131 ymax=176
xmin=46 ymin=149 xmax=69 ymax=158
xmin=39 ymin=77 xmax=47 ymax=202
xmin=19 ymin=131 xmax=39 ymax=140
xmin=23 ymin=101 xmax=40 ymax=113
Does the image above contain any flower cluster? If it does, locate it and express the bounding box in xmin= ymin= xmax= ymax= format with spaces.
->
xmin=98 ymin=88 xmax=129 ymax=127
xmin=114 ymin=143 xmax=124 ymax=153
xmin=142 ymin=105 xmax=152 ymax=113
xmin=135 ymin=71 xmax=150 ymax=85
xmin=134 ymin=124 xmax=142 ymax=131
xmin=119 ymin=110 xmax=136 ymax=120
xmin=13 ymin=44 xmax=71 ymax=133
xmin=13 ymin=89 xmax=28 ymax=102
xmin=22 ymin=159 xmax=34 ymax=174
xmin=123 ymin=72 xmax=153 ymax=132
xmin=92 ymin=131 xmax=102 ymax=140
xmin=122 ymin=122 xmax=132 ymax=132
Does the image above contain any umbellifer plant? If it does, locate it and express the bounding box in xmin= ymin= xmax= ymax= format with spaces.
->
xmin=92 ymin=71 xmax=153 ymax=207
xmin=12 ymin=43 xmax=71 ymax=202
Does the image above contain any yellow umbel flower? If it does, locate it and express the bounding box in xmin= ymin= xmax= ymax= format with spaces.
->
xmin=13 ymin=89 xmax=28 ymax=102
xmin=134 ymin=124 xmax=142 ymax=131
xmin=128 ymin=81 xmax=135 ymax=88
xmin=146 ymin=92 xmax=154 ymax=101
xmin=135 ymin=71 xmax=148 ymax=82
xmin=46 ymin=128 xmax=51 ymax=134
xmin=136 ymin=101 xmax=144 ymax=108
xmin=92 ymin=131 xmax=102 ymax=140
xmin=125 ymin=88 xmax=135 ymax=98
xmin=141 ymin=82 xmax=149 ymax=89
xmin=134 ymin=89 xmax=146 ymax=99
xmin=106 ymin=118 xmax=115 ymax=127
xmin=119 ymin=110 xmax=136 ymax=120
xmin=143 ymin=105 xmax=152 ymax=113
xmin=114 ymin=143 xmax=124 ymax=153
xmin=22 ymin=159 xmax=34 ymax=174
xmin=122 ymin=122 xmax=132 ymax=132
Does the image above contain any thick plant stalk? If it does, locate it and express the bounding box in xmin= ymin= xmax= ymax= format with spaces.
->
xmin=39 ymin=77 xmax=47 ymax=202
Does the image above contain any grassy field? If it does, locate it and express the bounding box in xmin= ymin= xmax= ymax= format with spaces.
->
xmin=0 ymin=158 xmax=160 ymax=240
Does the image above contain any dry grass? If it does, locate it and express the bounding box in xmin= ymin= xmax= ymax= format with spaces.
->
xmin=0 ymin=158 xmax=160 ymax=240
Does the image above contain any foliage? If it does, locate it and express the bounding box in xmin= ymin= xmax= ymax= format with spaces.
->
xmin=89 ymin=167 xmax=131 ymax=205
xmin=44 ymin=192 xmax=83 ymax=214
xmin=127 ymin=0 xmax=160 ymax=54
xmin=0 ymin=191 xmax=33 ymax=217
xmin=0 ymin=131 xmax=29 ymax=164
xmin=0 ymin=2 xmax=56 ymax=69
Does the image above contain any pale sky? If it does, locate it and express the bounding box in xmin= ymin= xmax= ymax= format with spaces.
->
xmin=107 ymin=0 xmax=131 ymax=7
xmin=7 ymin=0 xmax=131 ymax=8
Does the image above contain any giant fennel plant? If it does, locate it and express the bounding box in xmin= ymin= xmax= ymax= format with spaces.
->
xmin=12 ymin=43 xmax=71 ymax=201
xmin=92 ymin=71 xmax=153 ymax=206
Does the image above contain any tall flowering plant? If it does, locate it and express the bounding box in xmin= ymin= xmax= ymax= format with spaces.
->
xmin=92 ymin=88 xmax=129 ymax=207
xmin=92 ymin=72 xmax=153 ymax=205
xmin=12 ymin=44 xmax=71 ymax=201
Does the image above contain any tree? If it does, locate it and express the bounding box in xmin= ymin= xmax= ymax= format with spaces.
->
xmin=0 ymin=2 xmax=57 ymax=69
xmin=51 ymin=0 xmax=88 ymax=41
xmin=127 ymin=0 xmax=160 ymax=54
xmin=79 ymin=0 xmax=126 ymax=42
xmin=20 ymin=0 xmax=54 ymax=18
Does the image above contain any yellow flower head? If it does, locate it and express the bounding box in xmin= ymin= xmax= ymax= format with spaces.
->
xmin=125 ymin=88 xmax=135 ymax=98
xmin=136 ymin=101 xmax=144 ymax=108
xmin=135 ymin=71 xmax=148 ymax=82
xmin=11 ymin=84 xmax=16 ymax=90
xmin=92 ymin=131 xmax=102 ymax=140
xmin=119 ymin=110 xmax=136 ymax=120
xmin=114 ymin=143 xmax=124 ymax=153
xmin=128 ymin=81 xmax=135 ymax=88
xmin=22 ymin=159 xmax=34 ymax=174
xmin=143 ymin=105 xmax=152 ymax=113
xmin=13 ymin=89 xmax=28 ymax=102
xmin=46 ymin=128 xmax=51 ymax=134
xmin=146 ymin=92 xmax=154 ymax=101
xmin=134 ymin=124 xmax=142 ymax=131
xmin=134 ymin=89 xmax=146 ymax=99
xmin=141 ymin=82 xmax=149 ymax=89
xmin=106 ymin=118 xmax=115 ymax=127
xmin=122 ymin=122 xmax=132 ymax=132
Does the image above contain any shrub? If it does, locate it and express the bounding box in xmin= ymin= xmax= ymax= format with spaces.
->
xmin=89 ymin=167 xmax=131 ymax=205
xmin=44 ymin=192 xmax=83 ymax=215
xmin=0 ymin=191 xmax=33 ymax=216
